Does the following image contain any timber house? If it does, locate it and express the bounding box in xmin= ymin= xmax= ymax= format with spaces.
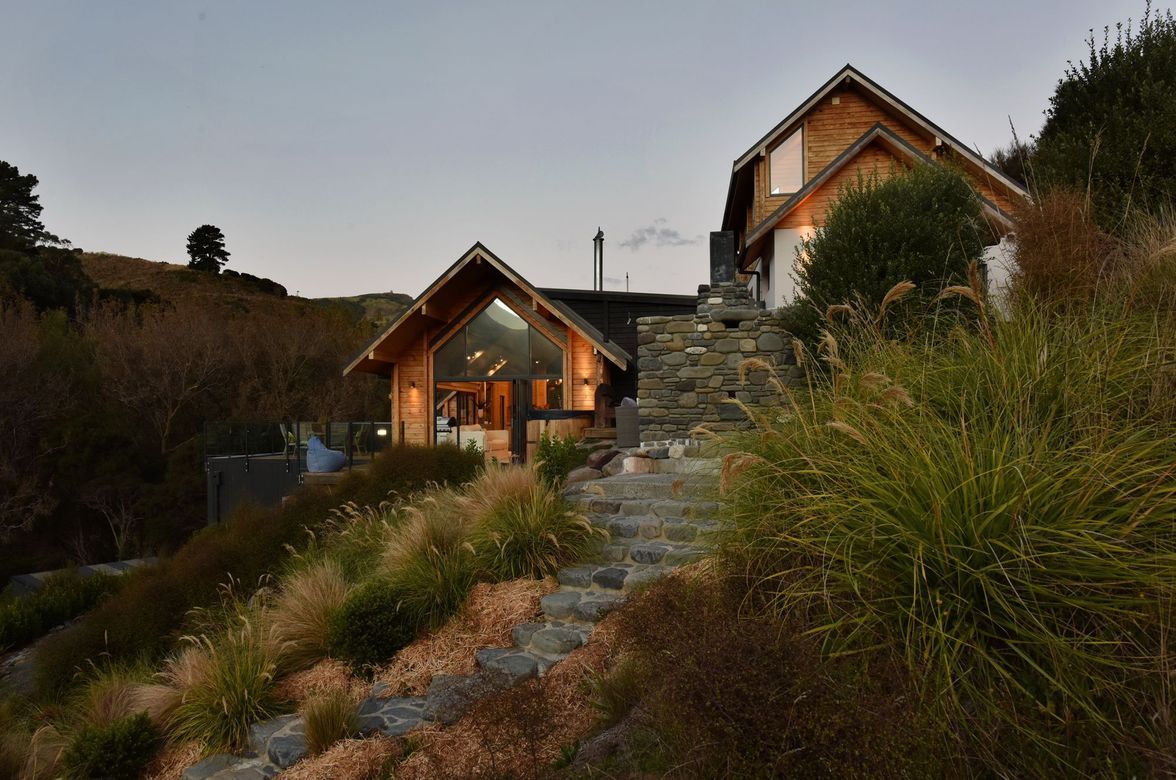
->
xmin=347 ymin=64 xmax=1028 ymax=461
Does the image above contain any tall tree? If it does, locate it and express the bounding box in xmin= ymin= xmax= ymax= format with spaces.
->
xmin=186 ymin=224 xmax=230 ymax=272
xmin=1034 ymin=3 xmax=1176 ymax=230
xmin=0 ymin=160 xmax=64 ymax=252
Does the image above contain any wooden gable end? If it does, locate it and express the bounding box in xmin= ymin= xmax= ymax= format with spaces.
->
xmin=741 ymin=82 xmax=1022 ymax=245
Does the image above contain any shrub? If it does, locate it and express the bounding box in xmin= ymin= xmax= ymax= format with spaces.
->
xmin=382 ymin=494 xmax=475 ymax=630
xmin=0 ymin=570 xmax=118 ymax=652
xmin=601 ymin=574 xmax=950 ymax=777
xmin=1011 ymin=188 xmax=1117 ymax=301
xmin=327 ymin=580 xmax=417 ymax=672
xmin=794 ymin=164 xmax=986 ymax=340
xmin=60 ymin=712 xmax=161 ymax=780
xmin=464 ymin=468 xmax=603 ymax=580
xmin=269 ymin=560 xmax=350 ymax=671
xmin=33 ymin=444 xmax=479 ymax=700
xmin=718 ymin=271 xmax=1176 ymax=772
xmin=1034 ymin=4 xmax=1176 ymax=230
xmin=534 ymin=433 xmax=581 ymax=486
xmin=301 ymin=689 xmax=359 ymax=756
xmin=166 ymin=617 xmax=285 ymax=752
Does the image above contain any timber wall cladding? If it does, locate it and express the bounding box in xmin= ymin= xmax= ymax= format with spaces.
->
xmin=569 ymin=332 xmax=597 ymax=411
xmin=745 ymin=85 xmax=1018 ymax=233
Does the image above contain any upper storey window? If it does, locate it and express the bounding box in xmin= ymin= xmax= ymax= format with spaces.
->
xmin=769 ymin=127 xmax=803 ymax=195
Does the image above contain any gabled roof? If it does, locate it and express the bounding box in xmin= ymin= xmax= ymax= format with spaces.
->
xmin=722 ymin=63 xmax=1030 ymax=233
xmin=344 ymin=243 xmax=632 ymax=377
xmin=741 ymin=123 xmax=1015 ymax=256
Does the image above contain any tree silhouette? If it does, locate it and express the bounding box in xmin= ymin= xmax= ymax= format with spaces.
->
xmin=0 ymin=160 xmax=65 ymax=252
xmin=186 ymin=224 xmax=230 ymax=272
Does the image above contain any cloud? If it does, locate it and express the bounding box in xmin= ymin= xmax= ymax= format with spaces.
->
xmin=618 ymin=218 xmax=702 ymax=251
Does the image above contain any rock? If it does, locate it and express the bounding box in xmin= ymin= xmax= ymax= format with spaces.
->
xmin=247 ymin=714 xmax=299 ymax=757
xmin=425 ymin=674 xmax=487 ymax=725
xmin=608 ymin=516 xmax=640 ymax=538
xmin=512 ymin=622 xmax=544 ymax=647
xmin=371 ymin=681 xmax=391 ymax=698
xmin=709 ymin=307 xmax=760 ymax=323
xmin=566 ymin=466 xmax=603 ymax=484
xmin=685 ymin=346 xmax=708 ymax=355
xmin=718 ymin=402 xmax=747 ymax=421
xmin=622 ymin=457 xmax=654 ymax=474
xmin=531 ymin=627 xmax=584 ymax=655
xmin=644 ymin=446 xmax=670 ymax=459
xmin=183 ymin=754 xmax=240 ymax=780
xmin=601 ymin=456 xmax=626 ymax=477
xmin=556 ymin=566 xmax=594 ymax=588
xmin=480 ymin=651 xmax=539 ymax=685
xmin=586 ymin=448 xmax=621 ymax=470
xmin=757 ymin=332 xmax=785 ymax=352
xmin=592 ymin=567 xmax=628 ymax=591
xmin=541 ymin=591 xmax=581 ymax=619
xmin=267 ymin=732 xmax=308 ymax=769
xmin=574 ymin=595 xmax=622 ymax=622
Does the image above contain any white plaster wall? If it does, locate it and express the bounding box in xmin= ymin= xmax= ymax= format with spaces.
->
xmin=768 ymin=227 xmax=809 ymax=308
xmin=982 ymin=234 xmax=1018 ymax=315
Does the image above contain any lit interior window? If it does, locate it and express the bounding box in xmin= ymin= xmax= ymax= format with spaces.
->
xmin=769 ymin=128 xmax=803 ymax=195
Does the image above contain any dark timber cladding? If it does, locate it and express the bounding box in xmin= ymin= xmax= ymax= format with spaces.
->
xmin=541 ymin=288 xmax=696 ymax=401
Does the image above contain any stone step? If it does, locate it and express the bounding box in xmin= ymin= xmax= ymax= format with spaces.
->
xmin=510 ymin=620 xmax=593 ymax=659
xmin=570 ymin=495 xmax=720 ymax=521
xmin=652 ymin=457 xmax=722 ymax=476
xmin=577 ymin=473 xmax=712 ymax=501
xmin=539 ymin=589 xmax=625 ymax=623
xmin=597 ymin=514 xmax=715 ymax=545
xmin=474 ymin=647 xmax=553 ymax=680
xmin=597 ymin=536 xmax=705 ymax=566
xmin=555 ymin=562 xmax=672 ymax=595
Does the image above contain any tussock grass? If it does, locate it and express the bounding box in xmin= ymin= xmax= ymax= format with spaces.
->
xmin=383 ymin=494 xmax=475 ymax=630
xmin=269 ymin=560 xmax=349 ymax=671
xmin=163 ymin=613 xmax=286 ymax=752
xmin=301 ymin=689 xmax=359 ymax=756
xmin=719 ymin=251 xmax=1176 ymax=772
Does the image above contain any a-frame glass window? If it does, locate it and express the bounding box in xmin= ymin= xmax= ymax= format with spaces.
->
xmin=434 ymin=298 xmax=564 ymax=380
xmin=770 ymin=127 xmax=804 ymax=195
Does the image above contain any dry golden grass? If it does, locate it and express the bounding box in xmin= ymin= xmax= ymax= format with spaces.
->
xmin=394 ymin=617 xmax=619 ymax=779
xmin=281 ymin=736 xmax=401 ymax=780
xmin=273 ymin=658 xmax=366 ymax=705
xmin=372 ymin=578 xmax=556 ymax=697
xmin=454 ymin=465 xmax=539 ymax=522
xmin=269 ymin=560 xmax=350 ymax=671
xmin=143 ymin=741 xmax=203 ymax=780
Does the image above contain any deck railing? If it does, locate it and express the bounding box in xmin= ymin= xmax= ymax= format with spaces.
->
xmin=203 ymin=420 xmax=395 ymax=480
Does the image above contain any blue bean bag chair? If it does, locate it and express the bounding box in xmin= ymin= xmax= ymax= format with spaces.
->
xmin=306 ymin=434 xmax=346 ymax=473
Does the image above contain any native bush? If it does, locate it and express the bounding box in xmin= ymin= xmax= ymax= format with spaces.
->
xmin=534 ymin=433 xmax=580 ymax=487
xmin=792 ymin=163 xmax=986 ymax=342
xmin=60 ymin=712 xmax=161 ymax=780
xmin=1034 ymin=3 xmax=1176 ymax=230
xmin=717 ymin=257 xmax=1176 ymax=772
xmin=383 ymin=494 xmax=476 ymax=630
xmin=0 ymin=570 xmax=118 ymax=652
xmin=301 ymin=689 xmax=359 ymax=756
xmin=326 ymin=580 xmax=417 ymax=673
xmin=464 ymin=467 xmax=603 ymax=580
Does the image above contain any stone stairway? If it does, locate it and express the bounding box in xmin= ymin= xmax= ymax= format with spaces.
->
xmin=183 ymin=468 xmax=717 ymax=780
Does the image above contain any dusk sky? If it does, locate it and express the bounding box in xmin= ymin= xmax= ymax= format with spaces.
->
xmin=1 ymin=0 xmax=1148 ymax=298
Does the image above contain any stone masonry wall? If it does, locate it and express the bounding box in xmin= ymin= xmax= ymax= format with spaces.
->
xmin=636 ymin=281 xmax=803 ymax=441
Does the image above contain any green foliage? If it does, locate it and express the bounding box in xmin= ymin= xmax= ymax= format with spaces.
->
xmin=1035 ymin=3 xmax=1176 ymax=230
xmin=186 ymin=224 xmax=230 ymax=273
xmin=534 ymin=433 xmax=580 ymax=486
xmin=0 ymin=247 xmax=94 ymax=315
xmin=326 ymin=580 xmax=417 ymax=672
xmin=0 ymin=570 xmax=118 ymax=652
xmin=60 ymin=712 xmax=161 ymax=780
xmin=166 ymin=621 xmax=283 ymax=752
xmin=301 ymin=690 xmax=360 ymax=756
xmin=718 ymin=276 xmax=1176 ymax=772
xmin=793 ymin=164 xmax=985 ymax=341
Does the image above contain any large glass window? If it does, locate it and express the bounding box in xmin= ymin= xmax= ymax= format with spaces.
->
xmin=769 ymin=127 xmax=803 ymax=195
xmin=434 ymin=298 xmax=564 ymax=380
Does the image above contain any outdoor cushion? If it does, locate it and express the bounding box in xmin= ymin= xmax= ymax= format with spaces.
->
xmin=306 ymin=435 xmax=346 ymax=473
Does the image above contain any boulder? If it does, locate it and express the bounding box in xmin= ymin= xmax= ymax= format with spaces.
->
xmin=566 ymin=466 xmax=603 ymax=484
xmin=586 ymin=448 xmax=622 ymax=470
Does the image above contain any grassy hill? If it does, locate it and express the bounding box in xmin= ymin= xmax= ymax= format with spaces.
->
xmin=80 ymin=252 xmax=412 ymax=326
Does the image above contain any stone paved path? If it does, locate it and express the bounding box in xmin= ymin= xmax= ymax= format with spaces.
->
xmin=183 ymin=467 xmax=717 ymax=780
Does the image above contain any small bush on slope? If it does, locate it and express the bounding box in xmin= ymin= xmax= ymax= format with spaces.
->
xmin=0 ymin=570 xmax=118 ymax=652
xmin=326 ymin=580 xmax=417 ymax=674
xmin=60 ymin=712 xmax=161 ymax=780
xmin=718 ymin=265 xmax=1176 ymax=773
xmin=534 ymin=433 xmax=582 ymax=487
